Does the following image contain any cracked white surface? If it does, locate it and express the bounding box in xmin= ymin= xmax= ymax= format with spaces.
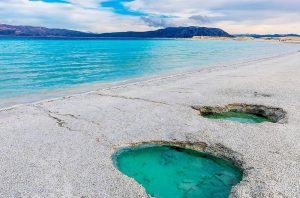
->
xmin=0 ymin=52 xmax=299 ymax=197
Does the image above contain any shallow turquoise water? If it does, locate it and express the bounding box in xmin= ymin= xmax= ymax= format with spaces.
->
xmin=0 ymin=38 xmax=297 ymax=101
xmin=114 ymin=145 xmax=243 ymax=198
xmin=204 ymin=112 xmax=271 ymax=123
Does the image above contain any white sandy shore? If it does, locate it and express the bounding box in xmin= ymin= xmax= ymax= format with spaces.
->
xmin=0 ymin=51 xmax=299 ymax=197
xmin=191 ymin=36 xmax=300 ymax=43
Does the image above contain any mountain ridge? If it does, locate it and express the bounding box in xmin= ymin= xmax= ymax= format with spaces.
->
xmin=0 ymin=24 xmax=232 ymax=38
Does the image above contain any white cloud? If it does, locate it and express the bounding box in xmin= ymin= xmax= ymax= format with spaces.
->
xmin=125 ymin=0 xmax=300 ymax=33
xmin=0 ymin=0 xmax=151 ymax=32
xmin=0 ymin=0 xmax=299 ymax=34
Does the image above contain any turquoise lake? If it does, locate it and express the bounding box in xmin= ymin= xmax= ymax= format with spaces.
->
xmin=0 ymin=38 xmax=297 ymax=106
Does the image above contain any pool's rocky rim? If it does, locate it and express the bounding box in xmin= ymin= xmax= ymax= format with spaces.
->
xmin=192 ymin=103 xmax=287 ymax=123
xmin=112 ymin=141 xmax=245 ymax=198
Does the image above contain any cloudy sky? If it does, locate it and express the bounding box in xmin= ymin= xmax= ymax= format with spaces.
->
xmin=0 ymin=0 xmax=299 ymax=34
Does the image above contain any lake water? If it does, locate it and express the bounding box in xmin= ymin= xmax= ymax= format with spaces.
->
xmin=0 ymin=38 xmax=297 ymax=107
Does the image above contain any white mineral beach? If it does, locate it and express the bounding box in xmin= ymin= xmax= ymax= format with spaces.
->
xmin=0 ymin=51 xmax=299 ymax=198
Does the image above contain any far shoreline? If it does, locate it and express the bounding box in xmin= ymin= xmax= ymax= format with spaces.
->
xmin=1 ymin=35 xmax=300 ymax=43
xmin=187 ymin=36 xmax=300 ymax=43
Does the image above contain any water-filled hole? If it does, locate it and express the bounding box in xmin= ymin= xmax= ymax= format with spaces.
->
xmin=192 ymin=104 xmax=287 ymax=124
xmin=113 ymin=144 xmax=243 ymax=198
xmin=203 ymin=111 xmax=270 ymax=123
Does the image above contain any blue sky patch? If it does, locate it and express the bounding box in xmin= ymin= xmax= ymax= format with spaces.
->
xmin=101 ymin=0 xmax=146 ymax=16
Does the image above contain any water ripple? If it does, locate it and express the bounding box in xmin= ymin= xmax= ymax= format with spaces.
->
xmin=0 ymin=39 xmax=297 ymax=99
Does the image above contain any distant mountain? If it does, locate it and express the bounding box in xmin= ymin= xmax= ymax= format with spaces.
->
xmin=234 ymin=33 xmax=300 ymax=38
xmin=0 ymin=24 xmax=232 ymax=38
xmin=98 ymin=27 xmax=232 ymax=38
xmin=0 ymin=24 xmax=96 ymax=37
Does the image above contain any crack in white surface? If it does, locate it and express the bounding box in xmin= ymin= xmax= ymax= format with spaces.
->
xmin=32 ymin=105 xmax=115 ymax=146
xmin=96 ymin=93 xmax=170 ymax=106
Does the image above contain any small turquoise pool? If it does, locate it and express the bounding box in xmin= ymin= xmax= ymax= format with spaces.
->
xmin=113 ymin=144 xmax=243 ymax=198
xmin=203 ymin=112 xmax=271 ymax=123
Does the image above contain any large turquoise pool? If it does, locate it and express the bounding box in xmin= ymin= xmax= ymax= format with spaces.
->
xmin=113 ymin=144 xmax=243 ymax=198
